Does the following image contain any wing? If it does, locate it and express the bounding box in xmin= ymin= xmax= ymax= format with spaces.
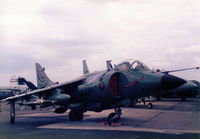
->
xmin=1 ymin=77 xmax=84 ymax=102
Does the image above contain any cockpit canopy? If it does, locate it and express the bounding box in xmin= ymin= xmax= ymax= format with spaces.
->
xmin=114 ymin=59 xmax=151 ymax=72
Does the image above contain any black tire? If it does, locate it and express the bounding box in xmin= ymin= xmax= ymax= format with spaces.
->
xmin=156 ymin=95 xmax=161 ymax=101
xmin=181 ymin=96 xmax=186 ymax=101
xmin=69 ymin=111 xmax=75 ymax=121
xmin=69 ymin=111 xmax=83 ymax=121
xmin=54 ymin=106 xmax=68 ymax=114
xmin=147 ymin=103 xmax=153 ymax=109
xmin=107 ymin=113 xmax=115 ymax=125
xmin=10 ymin=116 xmax=15 ymax=124
xmin=113 ymin=117 xmax=120 ymax=123
xmin=76 ymin=112 xmax=83 ymax=121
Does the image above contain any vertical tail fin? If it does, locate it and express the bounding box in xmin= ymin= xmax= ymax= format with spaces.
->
xmin=82 ymin=60 xmax=89 ymax=74
xmin=35 ymin=63 xmax=55 ymax=89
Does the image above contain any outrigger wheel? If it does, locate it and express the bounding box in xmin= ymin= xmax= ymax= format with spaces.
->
xmin=69 ymin=110 xmax=83 ymax=121
xmin=147 ymin=103 xmax=153 ymax=109
xmin=107 ymin=108 xmax=122 ymax=125
xmin=10 ymin=115 xmax=15 ymax=124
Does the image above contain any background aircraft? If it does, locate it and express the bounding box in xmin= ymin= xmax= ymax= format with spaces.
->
xmin=2 ymin=59 xmax=186 ymax=125
xmin=155 ymin=80 xmax=199 ymax=101
xmin=0 ymin=76 xmax=27 ymax=100
xmin=17 ymin=77 xmax=37 ymax=91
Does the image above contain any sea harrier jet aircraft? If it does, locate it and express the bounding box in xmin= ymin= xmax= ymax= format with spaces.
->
xmin=2 ymin=59 xmax=186 ymax=125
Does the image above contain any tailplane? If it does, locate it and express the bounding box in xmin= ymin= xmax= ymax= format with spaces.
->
xmin=35 ymin=63 xmax=55 ymax=89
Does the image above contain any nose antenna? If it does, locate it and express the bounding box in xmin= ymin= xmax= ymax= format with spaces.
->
xmin=163 ymin=67 xmax=200 ymax=74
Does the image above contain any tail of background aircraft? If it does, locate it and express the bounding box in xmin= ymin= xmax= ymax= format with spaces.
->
xmin=35 ymin=63 xmax=55 ymax=89
xmin=18 ymin=77 xmax=37 ymax=90
xmin=82 ymin=60 xmax=89 ymax=74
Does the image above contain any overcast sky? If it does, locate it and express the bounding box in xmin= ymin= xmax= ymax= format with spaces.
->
xmin=0 ymin=0 xmax=200 ymax=86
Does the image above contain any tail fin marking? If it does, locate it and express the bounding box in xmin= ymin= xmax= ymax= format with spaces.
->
xmin=35 ymin=63 xmax=55 ymax=89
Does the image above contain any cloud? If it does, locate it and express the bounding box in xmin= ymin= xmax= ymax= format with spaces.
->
xmin=0 ymin=50 xmax=35 ymax=73
xmin=0 ymin=0 xmax=200 ymax=85
xmin=166 ymin=45 xmax=200 ymax=56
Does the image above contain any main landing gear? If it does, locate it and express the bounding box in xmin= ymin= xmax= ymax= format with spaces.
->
xmin=69 ymin=110 xmax=84 ymax=121
xmin=107 ymin=107 xmax=122 ymax=126
xmin=180 ymin=96 xmax=186 ymax=101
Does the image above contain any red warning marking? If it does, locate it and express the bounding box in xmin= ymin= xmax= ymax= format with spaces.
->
xmin=101 ymin=121 xmax=108 ymax=126
xmin=125 ymin=76 xmax=144 ymax=87
xmin=101 ymin=121 xmax=122 ymax=127
xmin=125 ymin=80 xmax=138 ymax=87
xmin=100 ymin=83 xmax=104 ymax=89
xmin=111 ymin=122 xmax=122 ymax=127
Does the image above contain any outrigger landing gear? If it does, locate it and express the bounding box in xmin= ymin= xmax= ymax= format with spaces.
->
xmin=107 ymin=107 xmax=122 ymax=126
xmin=147 ymin=102 xmax=153 ymax=109
xmin=10 ymin=101 xmax=15 ymax=124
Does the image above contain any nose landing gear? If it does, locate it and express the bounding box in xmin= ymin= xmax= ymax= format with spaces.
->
xmin=107 ymin=107 xmax=122 ymax=126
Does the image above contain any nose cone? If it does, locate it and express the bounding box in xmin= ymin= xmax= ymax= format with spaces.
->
xmin=183 ymin=81 xmax=198 ymax=91
xmin=161 ymin=74 xmax=186 ymax=91
xmin=173 ymin=81 xmax=198 ymax=98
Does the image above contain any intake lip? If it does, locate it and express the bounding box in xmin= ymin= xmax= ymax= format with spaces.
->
xmin=161 ymin=74 xmax=186 ymax=91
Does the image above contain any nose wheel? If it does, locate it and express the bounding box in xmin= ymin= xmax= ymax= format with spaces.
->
xmin=107 ymin=108 xmax=122 ymax=125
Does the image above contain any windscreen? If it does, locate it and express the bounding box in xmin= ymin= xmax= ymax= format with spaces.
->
xmin=115 ymin=59 xmax=151 ymax=72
